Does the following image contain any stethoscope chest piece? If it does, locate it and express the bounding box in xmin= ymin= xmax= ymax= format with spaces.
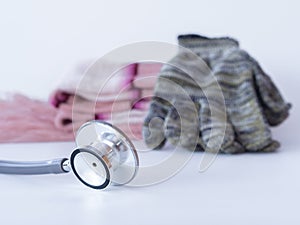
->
xmin=70 ymin=121 xmax=139 ymax=189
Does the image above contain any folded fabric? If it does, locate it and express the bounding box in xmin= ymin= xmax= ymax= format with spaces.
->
xmin=0 ymin=60 xmax=161 ymax=143
xmin=0 ymin=94 xmax=74 ymax=143
xmin=132 ymin=99 xmax=151 ymax=110
xmin=51 ymin=61 xmax=162 ymax=140
xmin=132 ymin=75 xmax=157 ymax=89
xmin=67 ymin=95 xmax=132 ymax=113
xmin=136 ymin=62 xmax=163 ymax=75
xmin=50 ymin=63 xmax=160 ymax=104
xmin=51 ymin=86 xmax=140 ymax=105
xmin=53 ymin=96 xmax=151 ymax=135
xmin=55 ymin=59 xmax=137 ymax=101
xmin=132 ymin=63 xmax=162 ymax=89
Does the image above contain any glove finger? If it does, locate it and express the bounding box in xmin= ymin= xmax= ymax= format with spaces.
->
xmin=237 ymin=52 xmax=291 ymax=126
xmin=260 ymin=140 xmax=280 ymax=152
xmin=164 ymin=100 xmax=200 ymax=150
xmin=218 ymin=114 xmax=245 ymax=154
xmin=211 ymin=49 xmax=280 ymax=152
xmin=252 ymin=64 xmax=291 ymax=126
xmin=221 ymin=141 xmax=245 ymax=154
xmin=163 ymin=105 xmax=180 ymax=146
xmin=143 ymin=97 xmax=169 ymax=149
xmin=150 ymin=57 xmax=204 ymax=150
xmin=227 ymin=76 xmax=278 ymax=152
xmin=198 ymin=98 xmax=244 ymax=154
xmin=142 ymin=60 xmax=192 ymax=149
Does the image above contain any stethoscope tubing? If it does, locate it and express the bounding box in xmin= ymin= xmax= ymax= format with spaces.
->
xmin=0 ymin=158 xmax=69 ymax=175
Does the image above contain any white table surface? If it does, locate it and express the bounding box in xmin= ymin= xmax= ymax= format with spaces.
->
xmin=0 ymin=103 xmax=299 ymax=225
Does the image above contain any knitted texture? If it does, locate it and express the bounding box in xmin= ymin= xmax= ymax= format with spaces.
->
xmin=143 ymin=34 xmax=291 ymax=153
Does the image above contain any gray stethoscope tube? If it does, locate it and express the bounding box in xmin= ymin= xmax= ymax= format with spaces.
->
xmin=0 ymin=158 xmax=69 ymax=175
xmin=0 ymin=121 xmax=139 ymax=189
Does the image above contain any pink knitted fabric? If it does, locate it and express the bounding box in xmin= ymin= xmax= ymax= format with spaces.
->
xmin=0 ymin=94 xmax=74 ymax=143
xmin=0 ymin=62 xmax=162 ymax=143
xmin=51 ymin=62 xmax=162 ymax=140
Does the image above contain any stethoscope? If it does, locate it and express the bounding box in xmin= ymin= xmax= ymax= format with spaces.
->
xmin=0 ymin=121 xmax=139 ymax=190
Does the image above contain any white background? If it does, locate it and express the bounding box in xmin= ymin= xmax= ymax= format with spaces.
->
xmin=0 ymin=0 xmax=299 ymax=99
xmin=0 ymin=1 xmax=300 ymax=225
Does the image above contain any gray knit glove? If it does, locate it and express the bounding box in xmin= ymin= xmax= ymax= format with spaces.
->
xmin=143 ymin=34 xmax=291 ymax=154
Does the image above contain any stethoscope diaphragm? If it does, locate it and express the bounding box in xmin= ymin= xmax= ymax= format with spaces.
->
xmin=71 ymin=120 xmax=139 ymax=189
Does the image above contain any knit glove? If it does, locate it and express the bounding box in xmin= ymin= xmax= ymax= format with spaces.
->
xmin=143 ymin=34 xmax=291 ymax=153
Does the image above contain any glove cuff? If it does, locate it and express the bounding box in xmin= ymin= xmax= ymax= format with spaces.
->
xmin=178 ymin=34 xmax=239 ymax=53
